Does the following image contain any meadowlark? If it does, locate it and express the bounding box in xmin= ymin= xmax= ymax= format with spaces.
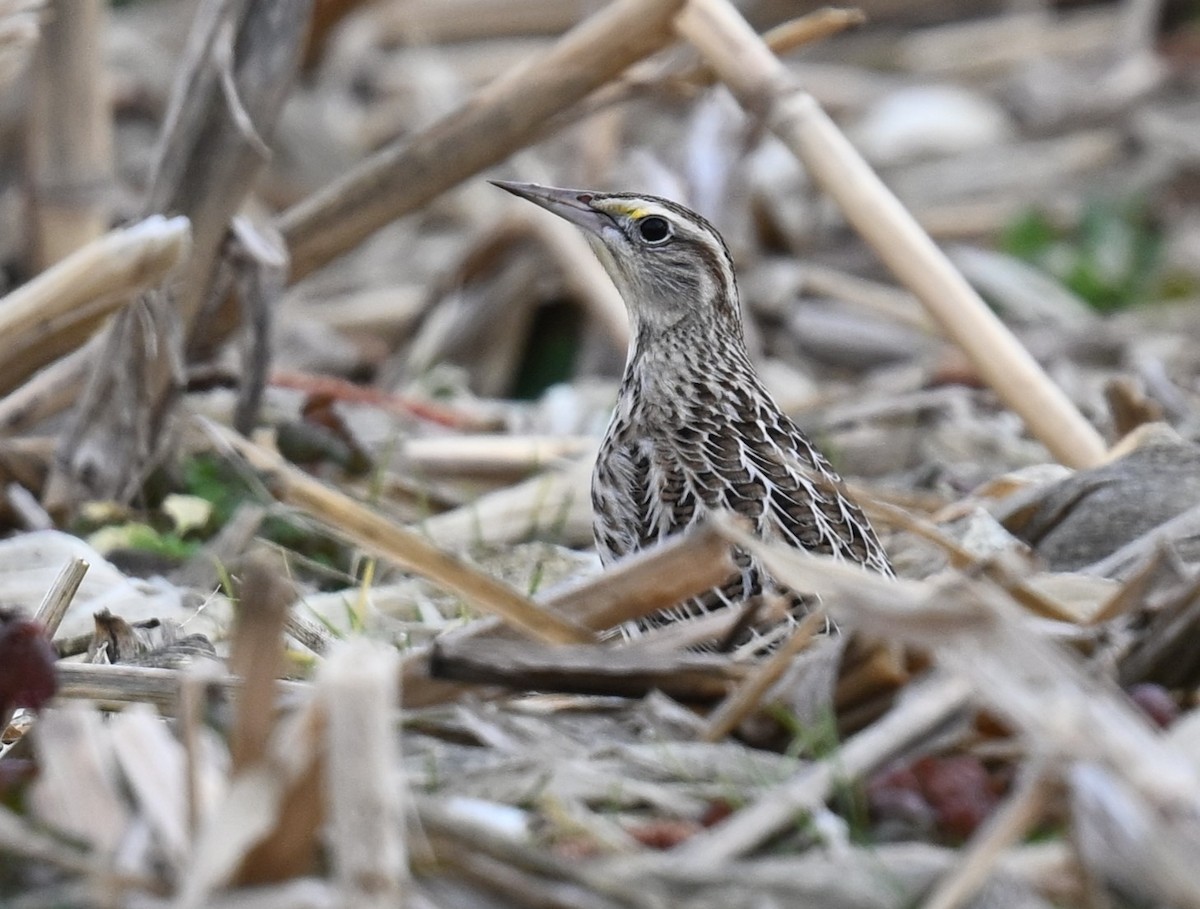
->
xmin=494 ymin=181 xmax=892 ymax=644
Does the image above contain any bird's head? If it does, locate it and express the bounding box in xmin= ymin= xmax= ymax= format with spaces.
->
xmin=493 ymin=181 xmax=741 ymax=338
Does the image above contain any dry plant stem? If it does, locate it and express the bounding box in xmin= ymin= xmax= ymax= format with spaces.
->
xmin=545 ymin=522 xmax=736 ymax=629
xmin=622 ymin=608 xmax=741 ymax=653
xmin=399 ymin=524 xmax=736 ymax=708
xmin=419 ymin=452 xmax=593 ymax=549
xmin=187 ymin=706 xmax=324 ymax=894
xmin=6 ymin=481 xmax=53 ymax=530
xmin=400 ymin=433 xmax=594 ymax=478
xmin=921 ymin=761 xmax=1056 ymax=909
xmin=204 ymin=420 xmax=595 ymax=645
xmin=230 ymin=712 xmax=326 ymax=889
xmin=701 ymin=607 xmax=825 ymax=742
xmin=380 ymin=0 xmax=597 ymax=44
xmin=228 ymin=551 xmax=293 ymax=771
xmin=0 ymin=805 xmax=132 ymax=883
xmin=29 ymin=706 xmax=129 ymax=855
xmin=53 ymin=662 xmax=308 ymax=713
xmin=268 ymin=370 xmax=502 ymax=430
xmin=430 ymin=524 xmax=735 ymax=646
xmin=143 ymin=0 xmax=251 ymax=213
xmin=26 ymin=0 xmax=113 ymax=270
xmin=0 ymin=216 xmax=191 ymax=394
xmin=835 ymin=643 xmax=908 ymax=710
xmin=799 ymin=263 xmax=935 ymax=332
xmin=33 ymin=557 xmax=89 ymax=639
xmin=417 ymin=797 xmax=638 ymax=908
xmin=862 ymin=497 xmax=1078 ymax=623
xmin=321 ymin=642 xmax=408 ymax=905
xmin=178 ymin=665 xmax=217 ymax=839
xmin=762 ymin=7 xmax=866 ymax=56
xmin=675 ymin=7 xmax=868 ymax=90
xmin=430 ymin=636 xmax=746 ymax=701
xmin=107 ymin=710 xmax=194 ymax=868
xmin=279 ymin=0 xmax=687 ymax=280
xmin=1090 ymin=548 xmax=1164 ymax=625
xmin=558 ymin=7 xmax=866 ymax=134
xmin=0 ymin=3 xmax=42 ymax=94
xmin=673 ymin=673 xmax=973 ymax=864
xmin=733 ymin=526 xmax=1200 ymax=902
xmin=285 ymin=610 xmax=332 ymax=656
xmin=437 ymin=848 xmax=626 ymax=909
xmin=227 ymin=215 xmax=288 ymax=435
xmin=52 ymin=0 xmax=311 ymax=501
xmin=0 ymin=344 xmax=92 ymax=435
xmin=675 ymin=0 xmax=1106 ymax=470
xmin=398 ymin=650 xmax=489 ymax=710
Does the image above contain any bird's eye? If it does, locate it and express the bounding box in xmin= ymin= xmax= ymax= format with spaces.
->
xmin=637 ymin=216 xmax=671 ymax=244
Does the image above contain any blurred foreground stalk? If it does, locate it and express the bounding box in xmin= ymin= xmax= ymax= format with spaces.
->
xmin=26 ymin=0 xmax=113 ymax=270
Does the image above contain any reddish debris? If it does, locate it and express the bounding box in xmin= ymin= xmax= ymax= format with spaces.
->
xmin=1126 ymin=683 xmax=1180 ymax=729
xmin=698 ymin=799 xmax=735 ymax=828
xmin=868 ymin=754 xmax=1003 ymax=842
xmin=866 ymin=763 xmax=936 ymax=836
xmin=625 ymin=818 xmax=703 ymax=850
xmin=0 ymin=610 xmax=58 ymax=730
xmin=271 ymin=369 xmax=496 ymax=430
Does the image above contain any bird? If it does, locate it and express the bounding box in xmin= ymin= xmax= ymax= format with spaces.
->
xmin=493 ymin=181 xmax=892 ymax=647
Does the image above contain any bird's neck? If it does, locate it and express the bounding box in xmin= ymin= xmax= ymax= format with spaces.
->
xmin=617 ymin=317 xmax=760 ymax=418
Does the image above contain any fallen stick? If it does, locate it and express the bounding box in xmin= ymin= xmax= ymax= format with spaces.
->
xmin=430 ymin=636 xmax=746 ymax=702
xmin=53 ymin=662 xmax=308 ymax=713
xmin=201 ymin=418 xmax=595 ymax=646
xmin=427 ymin=521 xmax=737 ymax=643
xmin=402 ymin=523 xmax=737 ymax=707
xmin=280 ymin=0 xmax=687 ymax=280
xmin=398 ymin=433 xmax=594 ymax=478
xmin=544 ymin=522 xmax=736 ymax=630
xmin=861 ymin=497 xmax=1080 ymax=623
xmin=673 ymin=673 xmax=973 ymax=863
xmin=418 ymin=453 xmax=594 ymax=550
xmin=0 ymin=216 xmax=190 ymax=394
xmin=33 ymin=557 xmax=89 ymax=639
xmin=674 ymin=0 xmax=1107 ymax=470
xmin=549 ymin=7 xmax=867 ymax=145
xmin=701 ymin=607 xmax=825 ymax=742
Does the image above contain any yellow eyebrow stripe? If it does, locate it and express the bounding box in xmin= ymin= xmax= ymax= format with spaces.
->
xmin=609 ymin=203 xmax=649 ymax=219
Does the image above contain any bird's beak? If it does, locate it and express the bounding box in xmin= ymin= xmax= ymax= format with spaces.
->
xmin=491 ymin=181 xmax=611 ymax=236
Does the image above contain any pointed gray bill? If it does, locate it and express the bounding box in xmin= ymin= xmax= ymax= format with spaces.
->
xmin=490 ymin=181 xmax=611 ymax=236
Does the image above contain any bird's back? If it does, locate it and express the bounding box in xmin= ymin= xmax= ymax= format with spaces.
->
xmin=591 ymin=339 xmax=891 ymax=640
